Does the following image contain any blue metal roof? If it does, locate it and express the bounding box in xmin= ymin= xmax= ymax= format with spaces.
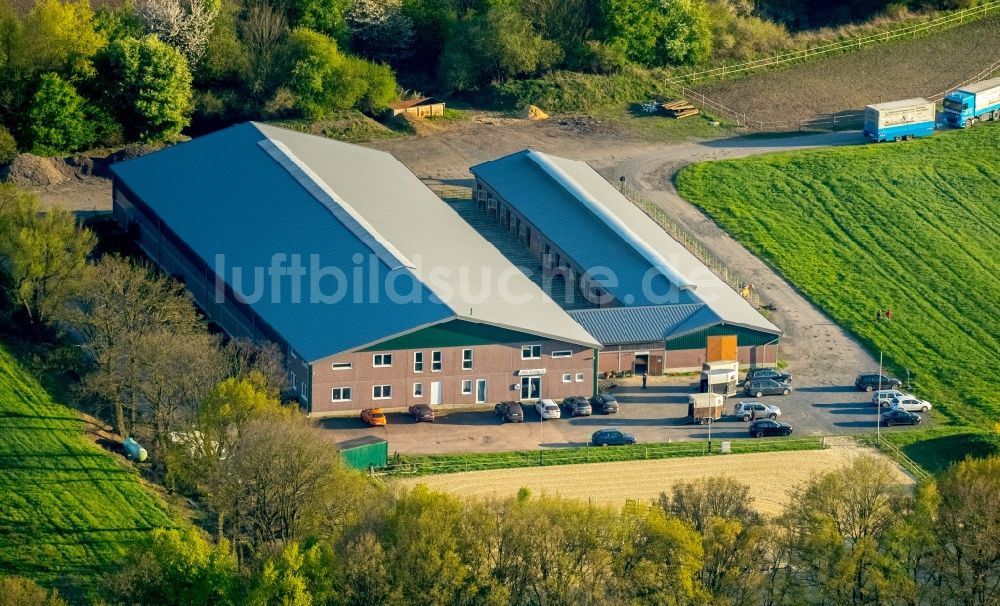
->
xmin=110 ymin=123 xmax=454 ymax=361
xmin=471 ymin=151 xmax=689 ymax=307
xmin=567 ymin=304 xmax=705 ymax=345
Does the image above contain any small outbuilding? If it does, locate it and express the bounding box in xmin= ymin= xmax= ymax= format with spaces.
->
xmin=385 ymin=97 xmax=445 ymax=119
xmin=338 ymin=435 xmax=388 ymax=471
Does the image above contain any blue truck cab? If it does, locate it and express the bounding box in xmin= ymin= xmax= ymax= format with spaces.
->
xmin=863 ymin=98 xmax=936 ymax=143
xmin=943 ymin=77 xmax=1000 ymax=128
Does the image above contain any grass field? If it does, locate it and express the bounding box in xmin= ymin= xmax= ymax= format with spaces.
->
xmin=675 ymin=123 xmax=1000 ymax=426
xmin=387 ymin=436 xmax=826 ymax=476
xmin=0 ymin=344 xmax=176 ymax=597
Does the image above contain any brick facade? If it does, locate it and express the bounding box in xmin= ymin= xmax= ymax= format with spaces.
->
xmin=310 ymin=341 xmax=595 ymax=415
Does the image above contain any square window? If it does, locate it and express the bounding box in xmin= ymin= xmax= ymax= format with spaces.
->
xmin=373 ymin=353 xmax=393 ymax=368
xmin=414 ymin=352 xmax=424 ymax=373
xmin=431 ymin=351 xmax=442 ymax=371
xmin=331 ymin=387 xmax=352 ymax=401
xmin=413 ymin=383 xmax=423 ymax=397
xmin=551 ymin=350 xmax=572 ymax=358
xmin=575 ymin=373 xmax=585 ymax=382
xmin=462 ymin=349 xmax=473 ymax=370
xmin=461 ymin=380 xmax=472 ymax=394
xmin=562 ymin=373 xmax=572 ymax=383
xmin=331 ymin=362 xmax=352 ymax=370
xmin=521 ymin=345 xmax=541 ymax=359
xmin=373 ymin=385 xmax=392 ymax=399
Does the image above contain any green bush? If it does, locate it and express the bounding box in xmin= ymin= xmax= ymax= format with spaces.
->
xmin=0 ymin=127 xmax=18 ymax=164
xmin=28 ymin=73 xmax=94 ymax=154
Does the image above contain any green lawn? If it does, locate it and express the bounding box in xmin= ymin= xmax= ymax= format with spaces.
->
xmin=675 ymin=123 xmax=1000 ymax=426
xmin=387 ymin=436 xmax=826 ymax=476
xmin=0 ymin=344 xmax=176 ymax=595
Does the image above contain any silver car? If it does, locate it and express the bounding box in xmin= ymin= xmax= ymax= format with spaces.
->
xmin=891 ymin=396 xmax=932 ymax=413
xmin=733 ymin=401 xmax=781 ymax=421
xmin=872 ymin=389 xmax=909 ymax=408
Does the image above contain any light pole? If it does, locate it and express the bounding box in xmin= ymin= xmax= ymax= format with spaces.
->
xmin=877 ymin=349 xmax=883 ymax=445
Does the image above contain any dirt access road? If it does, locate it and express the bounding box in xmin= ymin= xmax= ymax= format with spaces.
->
xmin=397 ymin=437 xmax=912 ymax=517
xmin=373 ymin=121 xmax=876 ymax=394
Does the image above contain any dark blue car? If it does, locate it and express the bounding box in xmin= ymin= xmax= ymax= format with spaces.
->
xmin=591 ymin=428 xmax=636 ymax=446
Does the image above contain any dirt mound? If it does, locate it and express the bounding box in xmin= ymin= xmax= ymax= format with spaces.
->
xmin=107 ymin=143 xmax=164 ymax=165
xmin=1 ymin=154 xmax=74 ymax=187
xmin=520 ymin=104 xmax=550 ymax=120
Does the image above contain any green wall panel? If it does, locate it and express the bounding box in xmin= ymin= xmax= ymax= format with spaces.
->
xmin=364 ymin=320 xmax=545 ymax=351
xmin=665 ymin=324 xmax=779 ymax=351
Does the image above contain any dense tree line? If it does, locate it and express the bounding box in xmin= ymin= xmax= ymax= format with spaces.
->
xmin=0 ymin=0 xmax=979 ymax=158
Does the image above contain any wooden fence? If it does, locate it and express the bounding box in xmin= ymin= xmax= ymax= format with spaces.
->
xmin=667 ymin=1 xmax=1000 ymax=85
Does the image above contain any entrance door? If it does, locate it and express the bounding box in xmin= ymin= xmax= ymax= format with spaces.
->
xmin=649 ymin=354 xmax=664 ymax=375
xmin=430 ymin=381 xmax=442 ymax=405
xmin=476 ymin=379 xmax=487 ymax=403
xmin=634 ymin=353 xmax=649 ymax=375
xmin=520 ymin=376 xmax=541 ymax=400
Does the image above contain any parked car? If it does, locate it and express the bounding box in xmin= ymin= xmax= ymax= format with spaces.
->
xmin=494 ymin=401 xmax=524 ymax=423
xmin=733 ymin=401 xmax=781 ymax=421
xmin=891 ymin=396 xmax=932 ymax=413
xmin=748 ymin=419 xmax=793 ymax=437
xmin=744 ymin=379 xmax=792 ymax=397
xmin=855 ymin=372 xmax=902 ymax=392
xmin=590 ymin=393 xmax=619 ymax=414
xmin=360 ymin=408 xmax=386 ymax=426
xmin=408 ymin=404 xmax=435 ymax=422
xmin=591 ymin=428 xmax=636 ymax=446
xmin=872 ymin=389 xmax=910 ymax=408
xmin=881 ymin=408 xmax=921 ymax=426
xmin=562 ymin=396 xmax=592 ymax=416
xmin=743 ymin=367 xmax=792 ymax=387
xmin=535 ymin=399 xmax=561 ymax=420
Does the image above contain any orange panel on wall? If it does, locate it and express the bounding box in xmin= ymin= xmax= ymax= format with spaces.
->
xmin=706 ymin=335 xmax=737 ymax=362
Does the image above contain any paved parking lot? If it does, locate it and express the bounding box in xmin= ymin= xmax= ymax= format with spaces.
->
xmin=317 ymin=374 xmax=928 ymax=455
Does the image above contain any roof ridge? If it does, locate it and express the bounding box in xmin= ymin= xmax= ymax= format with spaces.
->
xmin=256 ymin=137 xmax=416 ymax=272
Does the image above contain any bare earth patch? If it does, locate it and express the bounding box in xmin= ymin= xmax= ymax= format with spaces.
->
xmin=397 ymin=438 xmax=913 ymax=516
xmin=694 ymin=15 xmax=1000 ymax=124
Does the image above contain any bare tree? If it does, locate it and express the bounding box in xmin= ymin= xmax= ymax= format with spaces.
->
xmin=240 ymin=1 xmax=288 ymax=99
xmin=222 ymin=336 xmax=286 ymax=397
xmin=137 ymin=0 xmax=220 ymax=68
xmin=70 ymin=256 xmax=202 ymax=437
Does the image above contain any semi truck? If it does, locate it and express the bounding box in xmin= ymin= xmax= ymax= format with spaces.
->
xmin=863 ymin=98 xmax=936 ymax=142
xmin=943 ymin=77 xmax=1000 ymax=128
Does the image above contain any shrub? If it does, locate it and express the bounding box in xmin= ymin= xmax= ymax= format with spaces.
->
xmin=28 ymin=73 xmax=95 ymax=154
xmin=0 ymin=127 xmax=18 ymax=164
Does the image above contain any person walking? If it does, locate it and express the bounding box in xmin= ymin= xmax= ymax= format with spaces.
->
xmin=642 ymin=372 xmax=648 ymax=390
xmin=876 ymin=309 xmax=883 ymax=322
xmin=750 ymin=408 xmax=757 ymax=422
xmin=885 ymin=308 xmax=893 ymax=321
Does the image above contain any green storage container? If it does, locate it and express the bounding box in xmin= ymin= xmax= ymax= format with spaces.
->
xmin=337 ymin=435 xmax=388 ymax=471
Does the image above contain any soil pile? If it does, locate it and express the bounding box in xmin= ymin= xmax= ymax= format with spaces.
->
xmin=1 ymin=154 xmax=73 ymax=187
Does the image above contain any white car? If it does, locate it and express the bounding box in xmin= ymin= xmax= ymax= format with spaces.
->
xmin=891 ymin=396 xmax=932 ymax=413
xmin=535 ymin=399 xmax=561 ymax=420
xmin=733 ymin=401 xmax=781 ymax=421
xmin=872 ymin=389 xmax=910 ymax=408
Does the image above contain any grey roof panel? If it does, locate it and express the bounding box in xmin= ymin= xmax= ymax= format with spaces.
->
xmin=567 ymin=304 xmax=705 ymax=345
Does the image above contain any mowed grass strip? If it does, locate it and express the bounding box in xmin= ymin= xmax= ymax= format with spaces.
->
xmin=675 ymin=123 xmax=1000 ymax=424
xmin=387 ymin=436 xmax=826 ymax=476
xmin=0 ymin=344 xmax=175 ymax=588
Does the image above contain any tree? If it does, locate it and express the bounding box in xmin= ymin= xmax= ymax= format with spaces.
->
xmin=660 ymin=0 xmax=713 ymax=65
xmin=0 ymin=577 xmax=66 ymax=606
xmin=659 ymin=476 xmax=760 ymax=533
xmin=70 ymin=256 xmax=202 ymax=437
xmin=0 ymin=188 xmax=94 ymax=334
xmin=211 ymin=415 xmax=366 ymax=559
xmin=285 ymin=27 xmax=397 ymax=119
xmin=281 ymin=0 xmax=352 ymax=41
xmin=112 ymin=528 xmax=239 ymax=606
xmin=27 ymin=73 xmax=94 ymax=154
xmin=10 ymin=0 xmax=106 ymax=79
xmin=346 ymin=0 xmax=415 ymax=63
xmin=339 ymin=532 xmax=400 ymax=606
xmin=247 ymin=542 xmax=337 ymax=606
xmin=439 ymin=4 xmax=562 ymax=91
xmin=223 ymin=337 xmax=286 ymax=398
xmin=98 ymin=35 xmax=193 ymax=142
xmin=521 ymin=0 xmax=601 ymax=68
xmin=931 ymin=456 xmax=1000 ymax=605
xmin=781 ymin=456 xmax=912 ymax=605
xmin=239 ymin=2 xmax=288 ymax=99
xmin=601 ymin=0 xmax=711 ymax=66
xmin=136 ymin=0 xmax=221 ymax=68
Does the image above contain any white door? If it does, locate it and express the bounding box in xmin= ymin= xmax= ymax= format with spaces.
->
xmin=430 ymin=381 xmax=442 ymax=405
